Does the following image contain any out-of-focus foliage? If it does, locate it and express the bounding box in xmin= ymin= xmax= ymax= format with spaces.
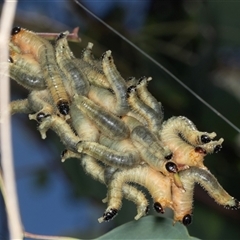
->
xmin=1 ymin=0 xmax=240 ymax=239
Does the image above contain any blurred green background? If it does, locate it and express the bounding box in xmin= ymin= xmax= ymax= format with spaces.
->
xmin=1 ymin=0 xmax=240 ymax=239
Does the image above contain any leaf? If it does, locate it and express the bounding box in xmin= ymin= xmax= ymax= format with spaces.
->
xmin=97 ymin=216 xmax=200 ymax=240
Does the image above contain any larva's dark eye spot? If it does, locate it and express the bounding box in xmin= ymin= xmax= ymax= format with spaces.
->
xmin=214 ymin=144 xmax=222 ymax=153
xmin=127 ymin=86 xmax=136 ymax=94
xmin=165 ymin=161 xmax=178 ymax=173
xmin=36 ymin=112 xmax=47 ymax=122
xmin=153 ymin=202 xmax=164 ymax=213
xmin=61 ymin=149 xmax=68 ymax=158
xmin=103 ymin=208 xmax=118 ymax=221
xmin=201 ymin=134 xmax=211 ymax=144
xmin=56 ymin=32 xmax=65 ymax=41
xmin=138 ymin=76 xmax=146 ymax=84
xmin=57 ymin=101 xmax=70 ymax=115
xmin=182 ymin=214 xmax=192 ymax=226
xmin=165 ymin=153 xmax=173 ymax=160
xmin=11 ymin=26 xmax=21 ymax=35
xmin=101 ymin=52 xmax=107 ymax=59
xmin=8 ymin=57 xmax=13 ymax=63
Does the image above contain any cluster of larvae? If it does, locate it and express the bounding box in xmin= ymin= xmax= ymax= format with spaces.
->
xmin=5 ymin=26 xmax=240 ymax=226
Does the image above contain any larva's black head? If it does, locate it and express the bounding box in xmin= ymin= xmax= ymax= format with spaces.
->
xmin=127 ymin=85 xmax=136 ymax=94
xmin=165 ymin=161 xmax=178 ymax=173
xmin=182 ymin=214 xmax=192 ymax=226
xmin=153 ymin=202 xmax=164 ymax=214
xmin=57 ymin=101 xmax=70 ymax=115
xmin=61 ymin=149 xmax=68 ymax=158
xmin=36 ymin=112 xmax=50 ymax=123
xmin=214 ymin=144 xmax=222 ymax=153
xmin=11 ymin=26 xmax=21 ymax=36
xmin=201 ymin=134 xmax=211 ymax=144
xmin=56 ymin=32 xmax=66 ymax=41
xmin=138 ymin=76 xmax=146 ymax=84
xmin=102 ymin=208 xmax=118 ymax=221
xmin=165 ymin=153 xmax=173 ymax=160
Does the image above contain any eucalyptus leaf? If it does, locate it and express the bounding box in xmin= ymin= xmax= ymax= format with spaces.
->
xmin=97 ymin=216 xmax=200 ymax=240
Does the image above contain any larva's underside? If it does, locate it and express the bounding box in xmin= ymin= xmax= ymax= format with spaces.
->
xmin=8 ymin=26 xmax=240 ymax=226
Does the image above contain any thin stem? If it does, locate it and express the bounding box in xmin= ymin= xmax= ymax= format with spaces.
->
xmin=0 ymin=0 xmax=23 ymax=239
xmin=24 ymin=232 xmax=81 ymax=240
xmin=37 ymin=27 xmax=81 ymax=42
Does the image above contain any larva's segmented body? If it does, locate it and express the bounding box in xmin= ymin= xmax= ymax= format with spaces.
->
xmin=77 ymin=141 xmax=140 ymax=168
xmin=102 ymin=50 xmax=130 ymax=116
xmin=74 ymin=94 xmax=129 ymax=140
xmin=159 ymin=116 xmax=224 ymax=169
xmin=11 ymin=27 xmax=70 ymax=116
xmin=9 ymin=26 xmax=240 ymax=228
xmin=55 ymin=31 xmax=90 ymax=97
xmin=88 ymin=86 xmax=118 ymax=115
xmin=100 ymin=165 xmax=173 ymax=222
xmin=127 ymin=86 xmax=161 ymax=133
xmin=136 ymin=76 xmax=164 ymax=121
xmin=172 ymin=167 xmax=240 ymax=225
xmin=10 ymin=99 xmax=32 ymax=115
xmin=70 ymin=102 xmax=99 ymax=142
xmin=81 ymin=42 xmax=102 ymax=70
xmin=9 ymin=51 xmax=46 ymax=90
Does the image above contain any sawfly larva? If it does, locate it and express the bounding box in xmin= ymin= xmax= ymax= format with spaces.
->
xmin=77 ymin=140 xmax=140 ymax=168
xmin=28 ymin=90 xmax=55 ymax=118
xmin=32 ymin=114 xmax=80 ymax=151
xmin=54 ymin=33 xmax=110 ymax=89
xmin=8 ymin=51 xmax=46 ymax=91
xmin=70 ymin=102 xmax=99 ymax=142
xmin=81 ymin=42 xmax=102 ymax=70
xmin=159 ymin=116 xmax=224 ymax=169
xmin=73 ymin=94 xmax=130 ymax=140
xmin=172 ymin=166 xmax=240 ymax=225
xmin=99 ymin=164 xmax=173 ymax=222
xmin=10 ymin=99 xmax=32 ymax=115
xmin=55 ymin=31 xmax=90 ymax=96
xmin=11 ymin=26 xmax=70 ymax=116
xmin=127 ymin=85 xmax=161 ymax=133
xmin=102 ymin=50 xmax=130 ymax=116
xmin=136 ymin=76 xmax=164 ymax=121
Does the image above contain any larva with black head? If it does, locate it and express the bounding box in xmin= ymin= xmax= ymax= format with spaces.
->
xmin=159 ymin=116 xmax=224 ymax=169
xmin=172 ymin=166 xmax=240 ymax=225
xmin=62 ymin=120 xmax=148 ymax=221
xmin=136 ymin=76 xmax=164 ymax=122
xmin=54 ymin=34 xmax=111 ymax=89
xmin=99 ymin=164 xmax=173 ymax=222
xmin=55 ymin=31 xmax=90 ymax=97
xmin=102 ymin=50 xmax=130 ymax=116
xmin=127 ymin=85 xmax=161 ymax=134
xmin=11 ymin=26 xmax=70 ymax=116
